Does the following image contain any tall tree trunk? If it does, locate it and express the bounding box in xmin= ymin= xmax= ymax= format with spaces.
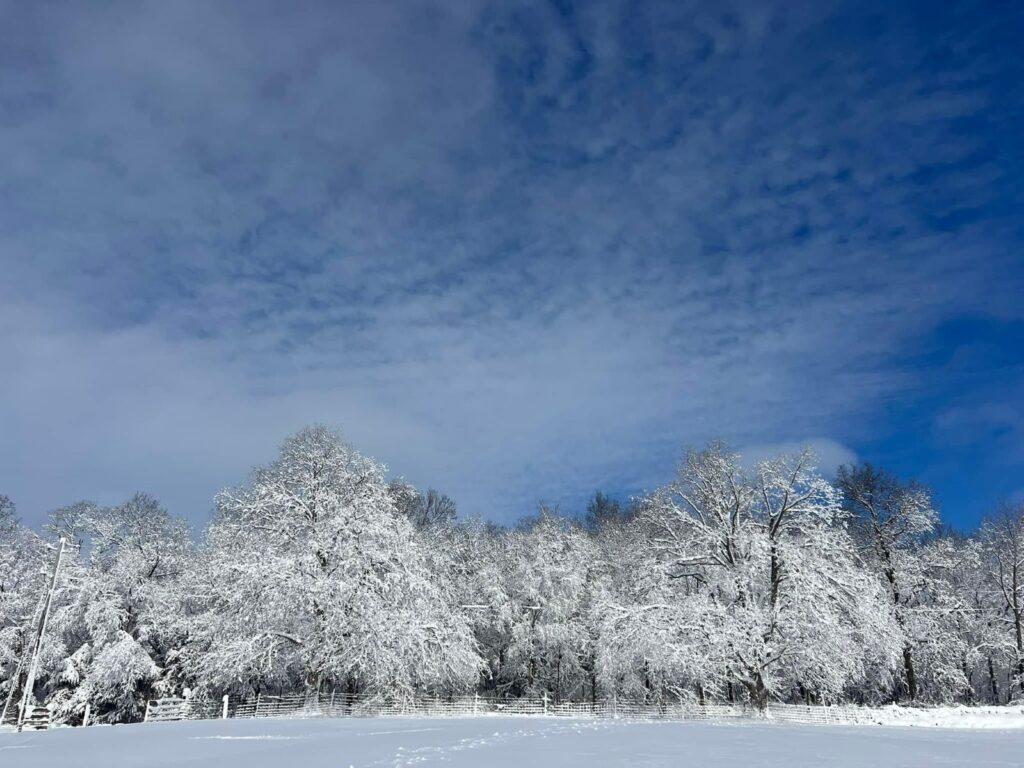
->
xmin=555 ymin=652 xmax=562 ymax=704
xmin=1015 ymin=608 xmax=1024 ymax=695
xmin=903 ymin=644 xmax=918 ymax=701
xmin=961 ymin=657 xmax=975 ymax=703
xmin=305 ymin=671 xmax=321 ymax=705
xmin=769 ymin=546 xmax=781 ymax=612
xmin=988 ymin=656 xmax=1000 ymax=703
xmin=745 ymin=674 xmax=769 ymax=712
xmin=590 ymin=655 xmax=597 ymax=705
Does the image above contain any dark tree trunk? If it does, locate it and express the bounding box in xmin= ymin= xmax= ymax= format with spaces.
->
xmin=961 ymin=657 xmax=975 ymax=703
xmin=903 ymin=644 xmax=918 ymax=701
xmin=769 ymin=546 xmax=781 ymax=612
xmin=988 ymin=656 xmax=1000 ymax=703
xmin=746 ymin=676 xmax=769 ymax=712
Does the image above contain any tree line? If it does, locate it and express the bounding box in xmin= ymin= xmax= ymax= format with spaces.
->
xmin=1 ymin=425 xmax=1022 ymax=723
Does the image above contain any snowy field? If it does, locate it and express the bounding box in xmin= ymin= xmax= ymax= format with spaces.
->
xmin=3 ymin=717 xmax=1023 ymax=768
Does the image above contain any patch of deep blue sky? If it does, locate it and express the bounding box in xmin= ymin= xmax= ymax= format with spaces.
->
xmin=0 ymin=0 xmax=1021 ymax=530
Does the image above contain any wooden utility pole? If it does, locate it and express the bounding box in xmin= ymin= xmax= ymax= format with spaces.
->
xmin=15 ymin=537 xmax=66 ymax=730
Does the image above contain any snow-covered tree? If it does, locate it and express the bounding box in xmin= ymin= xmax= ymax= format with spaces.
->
xmin=884 ymin=534 xmax=982 ymax=703
xmin=39 ymin=495 xmax=193 ymax=723
xmin=192 ymin=426 xmax=480 ymax=700
xmin=595 ymin=517 xmax=728 ymax=703
xmin=633 ymin=445 xmax=897 ymax=709
xmin=2 ymin=433 xmax=1017 ymax=718
xmin=981 ymin=504 xmax=1024 ymax=700
xmin=498 ymin=511 xmax=596 ymax=701
xmin=389 ymin=481 xmax=458 ymax=530
xmin=837 ymin=463 xmax=938 ymax=701
xmin=0 ymin=496 xmax=48 ymax=710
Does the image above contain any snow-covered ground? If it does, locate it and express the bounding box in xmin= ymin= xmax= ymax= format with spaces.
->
xmin=3 ymin=716 xmax=1023 ymax=768
xmin=858 ymin=704 xmax=1024 ymax=729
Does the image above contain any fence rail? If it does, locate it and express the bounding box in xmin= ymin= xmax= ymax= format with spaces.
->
xmin=137 ymin=692 xmax=909 ymax=727
xmin=227 ymin=694 xmax=753 ymax=721
xmin=6 ymin=691 xmax=1020 ymax=731
xmin=143 ymin=697 xmax=224 ymax=723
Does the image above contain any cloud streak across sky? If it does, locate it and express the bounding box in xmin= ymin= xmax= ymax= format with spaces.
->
xmin=2 ymin=0 xmax=1022 ymax=527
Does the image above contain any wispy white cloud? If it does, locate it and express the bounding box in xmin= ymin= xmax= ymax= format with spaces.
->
xmin=737 ymin=439 xmax=858 ymax=477
xmin=1 ymin=1 xmax=1021 ymax=525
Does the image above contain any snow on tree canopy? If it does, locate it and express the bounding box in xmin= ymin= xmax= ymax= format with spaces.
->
xmin=192 ymin=425 xmax=480 ymax=698
xmin=3 ymin=432 xmax=1023 ymax=723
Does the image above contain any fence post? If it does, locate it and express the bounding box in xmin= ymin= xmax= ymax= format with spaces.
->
xmin=473 ymin=693 xmax=479 ymax=716
xmin=143 ymin=700 xmax=151 ymax=723
xmin=542 ymin=691 xmax=549 ymax=716
xmin=612 ymin=692 xmax=618 ymax=720
xmin=222 ymin=695 xmax=229 ymax=720
xmin=83 ymin=703 xmax=90 ymax=728
xmin=255 ymin=693 xmax=261 ymax=718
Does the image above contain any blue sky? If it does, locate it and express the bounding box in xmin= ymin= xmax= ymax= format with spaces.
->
xmin=1 ymin=0 xmax=1022 ymax=530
